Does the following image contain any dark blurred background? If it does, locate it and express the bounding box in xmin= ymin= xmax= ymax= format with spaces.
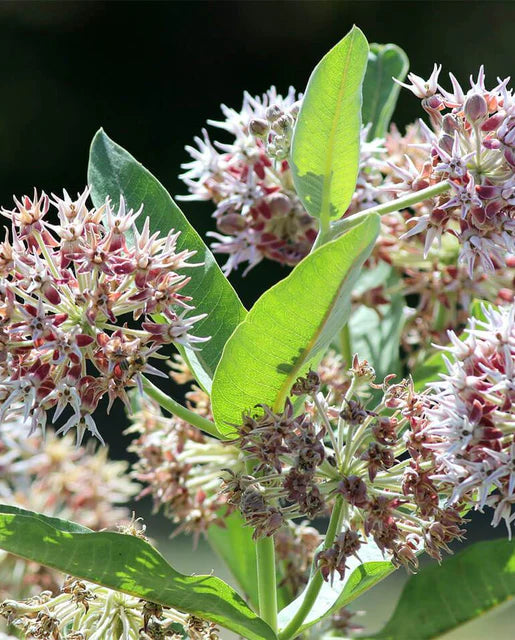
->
xmin=1 ymin=0 xmax=513 ymax=553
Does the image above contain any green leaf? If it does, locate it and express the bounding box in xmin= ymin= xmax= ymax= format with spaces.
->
xmin=278 ymin=541 xmax=394 ymax=635
xmin=208 ymin=513 xmax=291 ymax=611
xmin=412 ymin=349 xmax=446 ymax=392
xmin=87 ymin=129 xmax=247 ymax=393
xmin=212 ymin=214 xmax=380 ymax=434
xmin=291 ymin=26 xmax=369 ymax=225
xmin=350 ymin=265 xmax=405 ymax=383
xmin=208 ymin=512 xmax=260 ymax=610
xmin=0 ymin=506 xmax=276 ymax=640
xmin=366 ymin=539 xmax=515 ymax=639
xmin=362 ymin=43 xmax=409 ymax=140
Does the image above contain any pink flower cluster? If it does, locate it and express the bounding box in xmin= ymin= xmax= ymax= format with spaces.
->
xmin=179 ymin=87 xmax=384 ymax=274
xmin=413 ymin=303 xmax=515 ymax=534
xmin=0 ymin=189 xmax=206 ymax=443
xmin=394 ymin=65 xmax=515 ymax=274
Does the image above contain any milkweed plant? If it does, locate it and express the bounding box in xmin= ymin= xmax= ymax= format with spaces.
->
xmin=0 ymin=26 xmax=514 ymax=640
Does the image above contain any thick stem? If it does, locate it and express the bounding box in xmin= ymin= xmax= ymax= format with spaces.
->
xmin=340 ymin=323 xmax=352 ymax=368
xmin=316 ymin=181 xmax=452 ymax=248
xmin=256 ymin=536 xmax=278 ymax=632
xmin=278 ymin=495 xmax=344 ymax=640
xmin=141 ymin=377 xmax=224 ymax=439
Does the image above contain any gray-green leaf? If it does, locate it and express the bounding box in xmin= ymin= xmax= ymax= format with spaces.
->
xmin=362 ymin=43 xmax=409 ymax=140
xmin=0 ymin=506 xmax=276 ymax=640
xmin=88 ymin=129 xmax=246 ymax=393
xmin=291 ymin=26 xmax=369 ymax=225
xmin=211 ymin=214 xmax=379 ymax=435
xmin=366 ymin=539 xmax=515 ymax=639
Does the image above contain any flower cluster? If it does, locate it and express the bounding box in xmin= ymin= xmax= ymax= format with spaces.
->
xmin=0 ymin=189 xmax=206 ymax=443
xmin=413 ymin=303 xmax=515 ymax=534
xmin=393 ymin=65 xmax=515 ymax=275
xmin=0 ymin=577 xmax=219 ymax=640
xmin=0 ymin=403 xmax=137 ymax=602
xmin=223 ymin=355 xmax=471 ymax=582
xmin=179 ymin=87 xmax=385 ymax=274
xmin=127 ymin=379 xmax=240 ymax=545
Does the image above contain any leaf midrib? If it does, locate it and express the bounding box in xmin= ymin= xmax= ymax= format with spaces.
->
xmin=319 ymin=28 xmax=357 ymax=225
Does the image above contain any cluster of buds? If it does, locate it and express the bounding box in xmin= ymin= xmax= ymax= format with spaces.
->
xmin=392 ymin=65 xmax=515 ymax=275
xmin=127 ymin=364 xmax=242 ymax=545
xmin=0 ymin=188 xmax=207 ymax=444
xmin=0 ymin=577 xmax=218 ymax=640
xmin=412 ymin=303 xmax=515 ymax=534
xmin=179 ymin=87 xmax=385 ymax=274
xmin=0 ymin=403 xmax=137 ymax=602
xmin=224 ymin=391 xmax=329 ymax=538
xmin=224 ymin=353 xmax=471 ymax=583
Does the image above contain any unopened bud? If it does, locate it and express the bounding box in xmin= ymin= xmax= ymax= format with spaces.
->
xmin=273 ymin=114 xmax=292 ymax=133
xmin=289 ymin=100 xmax=302 ymax=118
xmin=249 ymin=118 xmax=269 ymax=138
xmin=442 ymin=114 xmax=459 ymax=135
xmin=265 ymin=104 xmax=283 ymax=122
xmin=464 ymin=93 xmax=488 ymax=123
xmin=267 ymin=193 xmax=292 ymax=216
xmin=438 ymin=133 xmax=454 ymax=155
xmin=216 ymin=213 xmax=247 ymax=234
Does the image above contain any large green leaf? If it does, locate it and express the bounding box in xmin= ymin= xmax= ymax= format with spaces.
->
xmin=278 ymin=541 xmax=394 ymax=636
xmin=88 ymin=130 xmax=246 ymax=393
xmin=212 ymin=214 xmax=380 ymax=434
xmin=362 ymin=43 xmax=409 ymax=140
xmin=0 ymin=506 xmax=276 ymax=640
xmin=366 ymin=539 xmax=515 ymax=639
xmin=291 ymin=26 xmax=369 ymax=225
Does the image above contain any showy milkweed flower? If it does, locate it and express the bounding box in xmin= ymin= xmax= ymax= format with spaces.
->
xmin=392 ymin=66 xmax=515 ymax=275
xmin=413 ymin=303 xmax=515 ymax=534
xmin=179 ymin=87 xmax=385 ymax=274
xmin=0 ymin=189 xmax=207 ymax=443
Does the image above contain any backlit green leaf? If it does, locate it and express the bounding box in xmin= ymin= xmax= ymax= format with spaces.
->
xmin=212 ymin=214 xmax=380 ymax=434
xmin=362 ymin=43 xmax=409 ymax=139
xmin=291 ymin=26 xmax=369 ymax=225
xmin=366 ymin=539 xmax=515 ymax=639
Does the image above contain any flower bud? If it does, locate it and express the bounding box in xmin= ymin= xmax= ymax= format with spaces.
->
xmin=265 ymin=104 xmax=283 ymax=122
xmin=216 ymin=213 xmax=248 ymax=234
xmin=249 ymin=118 xmax=269 ymax=138
xmin=464 ymin=93 xmax=488 ymax=123
xmin=267 ymin=193 xmax=292 ymax=216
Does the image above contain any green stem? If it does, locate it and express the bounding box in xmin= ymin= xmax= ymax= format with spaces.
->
xmin=278 ymin=495 xmax=344 ymax=640
xmin=141 ymin=377 xmax=224 ymax=439
xmin=315 ymin=181 xmax=452 ymax=249
xmin=256 ymin=536 xmax=278 ymax=632
xmin=340 ymin=323 xmax=352 ymax=368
